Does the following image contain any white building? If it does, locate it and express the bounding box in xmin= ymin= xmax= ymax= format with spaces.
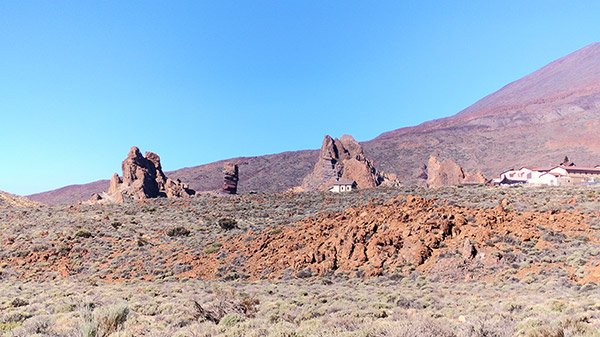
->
xmin=497 ymin=163 xmax=600 ymax=186
xmin=498 ymin=167 xmax=550 ymax=184
xmin=330 ymin=180 xmax=355 ymax=192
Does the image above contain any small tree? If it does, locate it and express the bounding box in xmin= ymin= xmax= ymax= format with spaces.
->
xmin=563 ymin=156 xmax=570 ymax=163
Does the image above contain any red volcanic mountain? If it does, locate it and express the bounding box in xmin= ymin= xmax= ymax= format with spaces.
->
xmin=365 ymin=42 xmax=600 ymax=181
xmin=28 ymin=43 xmax=600 ymax=204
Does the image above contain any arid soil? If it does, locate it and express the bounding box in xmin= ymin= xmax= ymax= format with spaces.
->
xmin=3 ymin=186 xmax=600 ymax=335
xmin=4 ymin=187 xmax=600 ymax=284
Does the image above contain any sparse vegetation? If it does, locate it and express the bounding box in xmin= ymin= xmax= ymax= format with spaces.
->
xmin=167 ymin=225 xmax=191 ymax=237
xmin=2 ymin=186 xmax=600 ymax=335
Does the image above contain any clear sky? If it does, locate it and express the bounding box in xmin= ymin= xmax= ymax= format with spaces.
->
xmin=1 ymin=1 xmax=599 ymax=196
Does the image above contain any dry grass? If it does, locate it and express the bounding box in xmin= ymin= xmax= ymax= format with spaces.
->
xmin=2 ymin=185 xmax=600 ymax=335
xmin=1 ymin=276 xmax=599 ymax=336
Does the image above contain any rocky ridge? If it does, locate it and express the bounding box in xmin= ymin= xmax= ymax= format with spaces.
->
xmin=300 ymin=135 xmax=398 ymax=191
xmin=90 ymin=147 xmax=195 ymax=203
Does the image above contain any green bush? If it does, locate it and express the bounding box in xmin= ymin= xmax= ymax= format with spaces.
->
xmin=218 ymin=218 xmax=237 ymax=230
xmin=74 ymin=230 xmax=92 ymax=238
xmin=204 ymin=242 xmax=222 ymax=254
xmin=167 ymin=226 xmax=190 ymax=237
xmin=219 ymin=313 xmax=244 ymax=327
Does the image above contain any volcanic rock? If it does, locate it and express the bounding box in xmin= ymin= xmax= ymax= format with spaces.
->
xmin=300 ymin=135 xmax=399 ymax=191
xmin=90 ymin=146 xmax=195 ymax=203
xmin=221 ymin=163 xmax=239 ymax=194
xmin=461 ymin=239 xmax=476 ymax=259
xmin=28 ymin=43 xmax=600 ymax=205
xmin=426 ymin=155 xmax=487 ymax=187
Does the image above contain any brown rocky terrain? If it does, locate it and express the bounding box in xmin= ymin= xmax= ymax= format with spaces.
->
xmin=4 ymin=189 xmax=600 ymax=284
xmin=27 ymin=43 xmax=600 ymax=205
xmin=4 ymin=187 xmax=600 ymax=335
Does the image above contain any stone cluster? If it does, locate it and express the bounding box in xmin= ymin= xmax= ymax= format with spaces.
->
xmin=90 ymin=147 xmax=195 ymax=203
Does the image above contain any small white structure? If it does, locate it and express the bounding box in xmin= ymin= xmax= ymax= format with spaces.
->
xmin=498 ymin=167 xmax=550 ymax=185
xmin=529 ymin=172 xmax=560 ymax=186
xmin=330 ymin=180 xmax=355 ymax=192
xmin=499 ymin=167 xmax=534 ymax=183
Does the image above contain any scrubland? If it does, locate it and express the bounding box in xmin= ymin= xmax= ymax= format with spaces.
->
xmin=2 ymin=186 xmax=600 ymax=336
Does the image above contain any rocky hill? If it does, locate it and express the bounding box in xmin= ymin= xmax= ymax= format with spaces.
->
xmin=299 ymin=135 xmax=398 ymax=191
xmin=0 ymin=190 xmax=42 ymax=208
xmin=27 ymin=43 xmax=600 ymax=204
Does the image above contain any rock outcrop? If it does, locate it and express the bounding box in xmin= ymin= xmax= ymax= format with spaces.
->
xmin=300 ymin=135 xmax=399 ymax=191
xmin=426 ymin=155 xmax=487 ymax=187
xmin=221 ymin=163 xmax=239 ymax=194
xmin=90 ymin=147 xmax=195 ymax=203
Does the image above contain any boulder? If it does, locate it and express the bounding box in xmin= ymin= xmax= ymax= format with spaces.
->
xmin=461 ymin=239 xmax=476 ymax=259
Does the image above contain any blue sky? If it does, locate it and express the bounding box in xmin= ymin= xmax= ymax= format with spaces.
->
xmin=1 ymin=1 xmax=599 ymax=195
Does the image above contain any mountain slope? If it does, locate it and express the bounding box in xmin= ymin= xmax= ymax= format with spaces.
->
xmin=0 ymin=190 xmax=43 ymax=208
xmin=365 ymin=43 xmax=600 ymax=183
xmin=28 ymin=42 xmax=600 ymax=205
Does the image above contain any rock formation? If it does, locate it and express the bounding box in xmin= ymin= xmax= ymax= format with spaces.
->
xmin=221 ymin=163 xmax=239 ymax=194
xmin=426 ymin=155 xmax=487 ymax=187
xmin=90 ymin=147 xmax=195 ymax=203
xmin=300 ymin=135 xmax=398 ymax=191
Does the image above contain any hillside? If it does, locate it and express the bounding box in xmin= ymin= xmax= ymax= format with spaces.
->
xmin=3 ymin=187 xmax=600 ymax=335
xmin=367 ymin=42 xmax=600 ymax=183
xmin=0 ymin=190 xmax=42 ymax=208
xmin=28 ymin=43 xmax=600 ymax=205
xmin=8 ymin=186 xmax=600 ymax=283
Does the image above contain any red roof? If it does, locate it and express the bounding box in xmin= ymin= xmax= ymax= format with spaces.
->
xmin=562 ymin=167 xmax=600 ymax=174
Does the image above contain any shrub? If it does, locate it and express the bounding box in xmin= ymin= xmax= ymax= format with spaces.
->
xmin=167 ymin=226 xmax=190 ymax=237
xmin=218 ymin=218 xmax=237 ymax=230
xmin=74 ymin=230 xmax=92 ymax=238
xmin=204 ymin=242 xmax=222 ymax=254
xmin=0 ymin=322 xmax=21 ymax=332
xmin=193 ymin=288 xmax=259 ymax=325
xmin=95 ymin=304 xmax=129 ymax=336
xmin=11 ymin=298 xmax=28 ymax=307
xmin=80 ymin=303 xmax=129 ymax=337
xmin=219 ymin=313 xmax=244 ymax=327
